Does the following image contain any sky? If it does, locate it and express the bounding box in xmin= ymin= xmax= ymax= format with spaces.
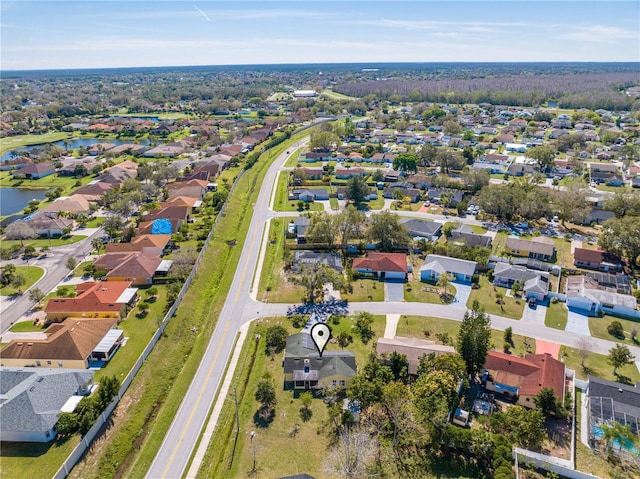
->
xmin=1 ymin=1 xmax=639 ymax=71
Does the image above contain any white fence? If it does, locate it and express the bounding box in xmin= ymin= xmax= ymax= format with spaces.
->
xmin=515 ymin=448 xmax=600 ymax=479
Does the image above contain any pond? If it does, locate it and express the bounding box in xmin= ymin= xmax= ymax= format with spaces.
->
xmin=1 ymin=138 xmax=154 ymax=163
xmin=0 ymin=187 xmax=49 ymax=216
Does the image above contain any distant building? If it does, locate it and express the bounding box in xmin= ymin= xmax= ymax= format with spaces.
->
xmin=293 ymin=90 xmax=318 ymax=98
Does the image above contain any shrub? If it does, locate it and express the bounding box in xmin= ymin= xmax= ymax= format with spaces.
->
xmin=607 ymin=321 xmax=624 ymax=338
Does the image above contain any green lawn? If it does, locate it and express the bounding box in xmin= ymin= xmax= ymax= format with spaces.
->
xmin=0 ymin=171 xmax=96 ymax=195
xmin=257 ymin=218 xmax=307 ymax=303
xmin=342 ymin=278 xmax=384 ymax=302
xmin=365 ymin=194 xmax=385 ymax=210
xmin=9 ymin=320 xmax=47 ymax=333
xmin=545 ymin=301 xmax=568 ymax=330
xmin=2 ymin=235 xmax=87 ymax=250
xmin=272 ymin=172 xmax=326 ymax=212
xmin=0 ymin=437 xmax=81 ymax=479
xmin=560 ymin=345 xmax=640 ymax=382
xmin=85 ymin=217 xmax=105 ymax=228
xmin=551 ymin=237 xmax=574 ymax=268
xmin=404 ymin=276 xmax=456 ymax=303
xmin=466 ymin=275 xmax=525 ymax=320
xmin=588 ymin=315 xmax=640 ymax=347
xmin=396 ymin=315 xmax=534 ymax=356
xmin=329 ymin=197 xmax=339 ymax=210
xmin=0 ymin=132 xmax=75 ymax=155
xmin=491 ymin=231 xmax=509 ymax=255
xmin=0 ymin=266 xmax=44 ymax=296
xmin=195 ymin=315 xmax=384 ymax=478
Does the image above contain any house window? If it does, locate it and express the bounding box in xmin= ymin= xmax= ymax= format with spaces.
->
xmin=45 ymin=431 xmax=50 ymax=438
xmin=332 ymin=380 xmax=337 ymax=386
xmin=36 ymin=361 xmax=41 ymax=367
xmin=304 ymin=365 xmax=310 ymax=373
xmin=58 ymin=361 xmax=63 ymax=367
xmin=47 ymin=361 xmax=52 ymax=365
xmin=339 ymin=380 xmax=346 ymax=387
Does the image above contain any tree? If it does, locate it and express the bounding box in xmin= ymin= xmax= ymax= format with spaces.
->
xmin=171 ymin=247 xmax=198 ymax=278
xmin=292 ymin=263 xmax=345 ymax=304
xmin=392 ymin=152 xmax=418 ymax=174
xmin=28 ymin=287 xmax=44 ymax=305
xmin=417 ymin=352 xmax=467 ymax=383
xmin=336 ymin=331 xmax=353 ymax=349
xmin=366 ymin=211 xmax=409 ymax=251
xmin=4 ymin=221 xmax=38 ymax=247
xmin=96 ymin=375 xmax=120 ymax=410
xmin=599 ymin=422 xmax=637 ymax=455
xmin=599 ymin=216 xmax=640 ymax=269
xmin=386 ymin=351 xmax=409 ymax=382
xmin=307 ymin=212 xmax=337 ymax=245
xmin=323 ymin=428 xmax=379 ymax=479
xmin=11 ymin=273 xmax=26 ymax=294
xmin=436 ymin=272 xmax=454 ymax=299
xmin=23 ymin=245 xmax=36 ymax=258
xmin=608 ymin=344 xmax=635 ymax=375
xmin=354 ymin=311 xmax=374 ymax=344
xmin=91 ymin=237 xmax=103 ymax=256
xmin=348 ymin=353 xmax=394 ymax=408
xmin=103 ymin=216 xmax=125 ymax=239
xmin=336 ymin=205 xmax=366 ymax=251
xmin=412 ymin=370 xmax=458 ymax=427
xmin=0 ymin=264 xmax=16 ymax=286
xmin=65 ymin=257 xmax=78 ymax=272
xmin=345 ymin=175 xmax=370 ymax=206
xmin=255 ymin=372 xmax=277 ymax=422
xmin=503 ymin=327 xmax=514 ymax=346
xmin=607 ymin=321 xmax=625 ymax=339
xmin=553 ymin=177 xmax=588 ymax=226
xmin=55 ymin=412 xmax=79 ymax=437
xmin=603 ymin=188 xmax=640 ymax=218
xmin=526 ymin=145 xmax=555 ymax=171
xmin=265 ymin=325 xmax=288 ymax=355
xmin=457 ymin=300 xmax=491 ymax=379
xmin=576 ymin=336 xmax=594 ymax=371
xmin=533 ymin=387 xmax=562 ymax=418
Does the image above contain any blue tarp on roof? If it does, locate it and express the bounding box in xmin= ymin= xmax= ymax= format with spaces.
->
xmin=151 ymin=218 xmax=172 ymax=234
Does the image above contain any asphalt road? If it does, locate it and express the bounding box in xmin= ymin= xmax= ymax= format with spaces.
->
xmin=0 ymin=227 xmax=104 ymax=333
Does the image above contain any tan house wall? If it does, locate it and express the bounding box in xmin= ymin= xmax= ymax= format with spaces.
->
xmin=0 ymin=357 xmax=88 ymax=369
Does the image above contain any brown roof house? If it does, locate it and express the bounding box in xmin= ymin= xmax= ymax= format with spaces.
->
xmin=376 ymin=336 xmax=455 ymax=376
xmin=573 ymin=247 xmax=622 ymax=273
xmin=105 ymin=253 xmax=164 ymax=285
xmin=44 ymin=281 xmax=137 ymax=322
xmin=504 ymin=237 xmax=555 ymax=262
xmin=13 ymin=161 xmax=55 ymax=179
xmin=482 ymin=351 xmax=566 ymax=409
xmin=41 ymin=195 xmax=91 ymax=217
xmin=23 ymin=212 xmax=74 ymax=238
xmin=0 ymin=317 xmax=121 ymax=369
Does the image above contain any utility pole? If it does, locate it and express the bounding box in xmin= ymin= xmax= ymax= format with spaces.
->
xmin=250 ymin=431 xmax=256 ymax=472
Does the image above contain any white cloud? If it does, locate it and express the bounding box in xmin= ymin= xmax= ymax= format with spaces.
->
xmin=559 ymin=25 xmax=639 ymax=42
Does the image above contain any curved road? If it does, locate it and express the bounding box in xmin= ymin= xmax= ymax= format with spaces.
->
xmin=146 ymin=141 xmax=635 ymax=478
xmin=0 ymin=227 xmax=104 ymax=333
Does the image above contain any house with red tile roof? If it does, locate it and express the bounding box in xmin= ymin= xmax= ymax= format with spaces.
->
xmin=105 ymin=253 xmax=164 ymax=285
xmin=352 ymin=252 xmax=408 ymax=281
xmin=44 ymin=281 xmax=137 ymax=322
xmin=482 ymin=351 xmax=566 ymax=409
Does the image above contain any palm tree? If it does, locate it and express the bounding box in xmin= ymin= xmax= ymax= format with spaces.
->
xmin=91 ymin=238 xmax=103 ymax=257
xmin=599 ymin=422 xmax=637 ymax=456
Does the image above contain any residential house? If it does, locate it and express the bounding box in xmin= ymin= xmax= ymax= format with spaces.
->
xmin=483 ymin=351 xmax=566 ymax=409
xmin=376 ymin=336 xmax=455 ymax=376
xmin=352 ymin=252 xmax=408 ymax=281
xmin=573 ymin=248 xmax=622 ymax=273
xmin=143 ymin=145 xmax=184 ymax=158
xmin=96 ymin=167 xmax=135 ymax=185
xmin=44 ymin=281 xmax=138 ymax=322
xmin=73 ymin=182 xmax=115 ymax=203
xmin=23 ymin=212 xmax=74 ymax=238
xmin=293 ymin=251 xmax=343 ymax=272
xmin=289 ymin=188 xmax=330 ymax=202
xmin=420 ymin=254 xmax=477 ymax=284
xmin=566 ymin=275 xmax=637 ymax=318
xmin=383 ymin=186 xmax=421 ymax=202
xmin=0 ymin=156 xmax=32 ymax=171
xmin=0 ymin=317 xmax=121 ymax=370
xmin=426 ymin=188 xmax=464 ymax=207
xmin=12 ymin=161 xmax=55 ymax=179
xmin=504 ymin=237 xmax=555 ymax=262
xmin=102 ymin=253 xmax=164 ymax=285
xmin=144 ymin=205 xmax=190 ymax=227
xmin=298 ymin=167 xmax=324 ymax=180
xmin=283 ymin=332 xmax=357 ymax=393
xmin=167 ymin=179 xmax=208 ymax=199
xmin=449 ymin=225 xmax=492 ymax=248
xmin=507 ymin=163 xmax=537 ymax=177
xmin=405 ymin=173 xmax=433 ymax=190
xmin=472 ymin=154 xmax=511 ymax=174
xmin=492 ymin=263 xmax=550 ymax=301
xmin=587 ymin=375 xmax=640 ymax=447
xmin=41 ymin=195 xmax=91 ymax=217
xmin=0 ymin=368 xmax=94 ymax=442
xmin=291 ymin=217 xmax=311 ymax=244
xmin=335 ymin=167 xmax=366 ymax=179
xmin=401 ymin=218 xmax=443 ymax=242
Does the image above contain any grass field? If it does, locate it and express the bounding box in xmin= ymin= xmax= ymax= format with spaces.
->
xmin=0 ymin=266 xmax=44 ymax=296
xmin=588 ymin=315 xmax=640 ymax=346
xmin=195 ymin=315 xmax=384 ymax=478
xmin=342 ymin=278 xmax=384 ymax=302
xmin=560 ymin=345 xmax=640 ymax=383
xmin=2 ymin=235 xmax=87 ymax=250
xmin=466 ymin=275 xmax=524 ymax=320
xmin=0 ymin=437 xmax=81 ymax=479
xmin=8 ymin=320 xmax=47 ymax=332
xmin=0 ymin=171 xmax=96 ymax=194
xmin=545 ymin=301 xmax=568 ymax=330
xmin=396 ymin=315 xmax=534 ymax=356
xmin=404 ymin=276 xmax=455 ymax=303
xmin=0 ymin=132 xmax=75 ymax=155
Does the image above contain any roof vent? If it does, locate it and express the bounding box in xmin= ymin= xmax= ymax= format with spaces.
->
xmin=27 ymin=343 xmax=33 ymax=346
xmin=619 ymin=388 xmax=624 ymax=393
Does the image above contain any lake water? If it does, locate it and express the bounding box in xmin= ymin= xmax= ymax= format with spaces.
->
xmin=1 ymin=138 xmax=154 ymax=163
xmin=0 ymin=188 xmax=49 ymax=216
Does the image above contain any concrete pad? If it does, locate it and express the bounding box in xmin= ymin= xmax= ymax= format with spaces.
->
xmin=385 ymin=282 xmax=404 ymax=302
xmin=565 ymin=310 xmax=591 ymax=336
xmin=521 ymin=303 xmax=547 ymax=325
xmin=452 ymin=283 xmax=471 ymax=307
xmin=535 ymin=339 xmax=561 ymax=359
xmin=384 ymin=314 xmax=401 ymax=339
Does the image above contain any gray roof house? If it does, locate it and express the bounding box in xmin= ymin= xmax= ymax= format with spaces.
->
xmin=588 ymin=375 xmax=640 ymax=443
xmin=420 ymin=254 xmax=477 ymax=284
xmin=401 ymin=219 xmax=443 ymax=242
xmin=449 ymin=225 xmax=492 ymax=248
xmin=566 ymin=275 xmax=638 ymax=318
xmin=293 ymin=251 xmax=343 ymax=272
xmin=0 ymin=367 xmax=94 ymax=442
xmin=292 ymin=217 xmax=311 ymax=244
xmin=492 ymin=263 xmax=550 ymax=300
xmin=283 ymin=333 xmax=357 ymax=393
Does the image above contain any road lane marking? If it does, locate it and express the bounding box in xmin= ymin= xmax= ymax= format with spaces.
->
xmin=160 ymin=317 xmax=232 ymax=478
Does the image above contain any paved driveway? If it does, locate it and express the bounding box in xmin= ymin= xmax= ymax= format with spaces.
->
xmin=385 ymin=282 xmax=405 ymax=302
xmin=521 ymin=302 xmax=547 ymax=325
xmin=565 ymin=310 xmax=591 ymax=336
xmin=452 ymin=283 xmax=471 ymax=307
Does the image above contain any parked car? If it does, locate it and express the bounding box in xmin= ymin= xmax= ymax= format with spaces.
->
xmin=528 ymin=297 xmax=536 ymax=308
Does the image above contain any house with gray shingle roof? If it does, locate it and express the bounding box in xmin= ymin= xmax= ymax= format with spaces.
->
xmin=401 ymin=218 xmax=442 ymax=242
xmin=0 ymin=367 xmax=94 ymax=442
xmin=420 ymin=254 xmax=477 ymax=284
